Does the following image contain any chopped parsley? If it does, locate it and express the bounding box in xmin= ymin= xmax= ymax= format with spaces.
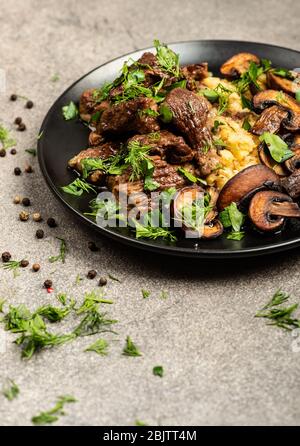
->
xmin=85 ymin=338 xmax=109 ymax=356
xmin=61 ymin=177 xmax=96 ymax=196
xmin=142 ymin=289 xmax=151 ymax=299
xmin=255 ymin=290 xmax=300 ymax=330
xmin=62 ymin=101 xmax=78 ymax=120
xmin=122 ymin=336 xmax=142 ymax=357
xmin=31 ymin=395 xmax=77 ymax=425
xmin=25 ymin=148 xmax=37 ymax=156
xmin=49 ymin=237 xmax=67 ymax=263
xmin=2 ymin=379 xmax=19 ymax=401
xmin=259 ymin=132 xmax=294 ymax=163
xmin=0 ymin=125 xmax=16 ymax=150
xmin=153 ymin=366 xmax=164 ymax=377
xmin=219 ymin=202 xmax=245 ymax=240
xmin=177 ymin=167 xmax=207 ymax=185
xmin=154 ymin=39 xmax=180 ymax=77
xmin=159 ymin=104 xmax=173 ymax=123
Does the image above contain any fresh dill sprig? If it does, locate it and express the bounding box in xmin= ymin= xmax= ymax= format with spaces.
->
xmin=72 ymin=309 xmax=117 ymax=337
xmin=31 ymin=395 xmax=77 ymax=425
xmin=62 ymin=101 xmax=78 ymax=120
xmin=125 ymin=140 xmax=152 ymax=181
xmin=134 ymin=220 xmax=177 ymax=242
xmin=2 ymin=379 xmax=19 ymax=401
xmin=84 ymin=198 xmax=124 ymax=222
xmin=49 ymin=237 xmax=67 ymax=263
xmin=76 ymin=290 xmax=113 ymax=315
xmin=25 ymin=148 xmax=37 ymax=156
xmin=108 ymin=273 xmax=120 ymax=282
xmin=85 ymin=338 xmax=109 ymax=356
xmin=122 ymin=336 xmax=142 ymax=357
xmin=34 ymin=305 xmax=71 ymax=323
xmin=0 ymin=125 xmax=16 ymax=150
xmin=2 ymin=260 xmax=22 ymax=277
xmin=255 ymin=290 xmax=300 ymax=330
xmin=61 ymin=177 xmax=96 ymax=196
xmin=154 ymin=40 xmax=180 ymax=77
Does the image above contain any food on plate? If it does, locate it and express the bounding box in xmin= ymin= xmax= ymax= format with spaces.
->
xmin=61 ymin=40 xmax=300 ymax=242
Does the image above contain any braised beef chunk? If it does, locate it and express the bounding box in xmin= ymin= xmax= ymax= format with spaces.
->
xmin=79 ymin=89 xmax=109 ymax=122
xmin=281 ymin=171 xmax=300 ymax=199
xmin=137 ymin=52 xmax=178 ymax=87
xmin=163 ymin=88 xmax=220 ymax=175
xmin=127 ymin=130 xmax=194 ymax=163
xmin=181 ymin=63 xmax=209 ymax=91
xmin=97 ymin=97 xmax=160 ymax=137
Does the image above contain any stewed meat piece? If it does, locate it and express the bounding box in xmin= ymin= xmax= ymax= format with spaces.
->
xmin=97 ymin=97 xmax=160 ymax=137
xmin=181 ymin=63 xmax=209 ymax=90
xmin=127 ymin=130 xmax=194 ymax=163
xmin=162 ymin=87 xmax=220 ymax=175
xmin=79 ymin=89 xmax=109 ymax=122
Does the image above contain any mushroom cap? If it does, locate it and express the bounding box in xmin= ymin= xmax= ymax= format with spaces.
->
xmin=249 ymin=190 xmax=300 ymax=232
xmin=284 ymin=149 xmax=300 ymax=173
xmin=251 ymin=105 xmax=288 ymax=136
xmin=202 ymin=220 xmax=224 ymax=239
xmin=252 ymin=89 xmax=300 ymax=131
xmin=258 ymin=143 xmax=289 ymax=177
xmin=267 ymin=71 xmax=300 ymax=96
xmin=217 ymin=164 xmax=280 ymax=211
xmin=220 ymin=53 xmax=260 ymax=78
xmin=173 ymin=185 xmax=204 ymax=236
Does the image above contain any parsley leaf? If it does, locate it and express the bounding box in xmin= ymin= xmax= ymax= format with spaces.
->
xmin=122 ymin=336 xmax=142 ymax=357
xmin=0 ymin=125 xmax=16 ymax=150
xmin=259 ymin=132 xmax=294 ymax=163
xmin=61 ymin=178 xmax=96 ymax=196
xmin=62 ymin=101 xmax=78 ymax=120
xmin=49 ymin=237 xmax=67 ymax=264
xmin=219 ymin=202 xmax=245 ymax=240
xmin=153 ymin=366 xmax=164 ymax=378
xmin=85 ymin=338 xmax=109 ymax=356
xmin=154 ymin=40 xmax=180 ymax=77
xmin=31 ymin=395 xmax=77 ymax=425
xmin=2 ymin=379 xmax=19 ymax=401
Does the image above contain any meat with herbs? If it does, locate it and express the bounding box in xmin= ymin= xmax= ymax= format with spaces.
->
xmin=79 ymin=89 xmax=109 ymax=122
xmin=180 ymin=63 xmax=209 ymax=90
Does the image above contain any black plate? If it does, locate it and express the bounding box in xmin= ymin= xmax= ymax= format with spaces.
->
xmin=38 ymin=40 xmax=300 ymax=258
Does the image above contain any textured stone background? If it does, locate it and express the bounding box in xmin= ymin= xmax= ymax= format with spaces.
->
xmin=0 ymin=0 xmax=300 ymax=426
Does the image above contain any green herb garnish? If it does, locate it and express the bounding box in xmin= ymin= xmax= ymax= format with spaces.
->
xmin=61 ymin=177 xmax=96 ymax=196
xmin=259 ymin=132 xmax=294 ymax=163
xmin=62 ymin=101 xmax=78 ymax=120
xmin=31 ymin=395 xmax=77 ymax=425
xmin=85 ymin=338 xmax=109 ymax=356
xmin=122 ymin=336 xmax=142 ymax=357
xmin=242 ymin=118 xmax=251 ymax=131
xmin=154 ymin=40 xmax=180 ymax=77
xmin=2 ymin=260 xmax=22 ymax=277
xmin=2 ymin=379 xmax=19 ymax=401
xmin=159 ymin=104 xmax=173 ymax=123
xmin=255 ymin=290 xmax=300 ymax=330
xmin=153 ymin=366 xmax=164 ymax=377
xmin=273 ymin=68 xmax=295 ymax=80
xmin=177 ymin=167 xmax=207 ymax=185
xmin=219 ymin=202 xmax=245 ymax=240
xmin=142 ymin=289 xmax=150 ymax=299
xmin=25 ymin=148 xmax=37 ymax=156
xmin=49 ymin=237 xmax=67 ymax=263
xmin=134 ymin=220 xmax=177 ymax=242
xmin=0 ymin=125 xmax=16 ymax=150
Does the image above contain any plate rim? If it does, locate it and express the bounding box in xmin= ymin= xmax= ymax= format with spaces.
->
xmin=38 ymin=39 xmax=300 ymax=259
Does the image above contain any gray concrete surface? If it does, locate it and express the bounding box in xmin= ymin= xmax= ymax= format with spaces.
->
xmin=0 ymin=0 xmax=300 ymax=426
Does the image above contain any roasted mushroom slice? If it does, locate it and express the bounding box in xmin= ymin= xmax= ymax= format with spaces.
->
xmin=249 ymin=190 xmax=300 ymax=232
xmin=284 ymin=149 xmax=300 ymax=173
xmin=267 ymin=70 xmax=300 ymax=96
xmin=220 ymin=53 xmax=260 ymax=78
xmin=281 ymin=170 xmax=300 ymax=199
xmin=205 ymin=186 xmax=219 ymax=223
xmin=202 ymin=220 xmax=224 ymax=239
xmin=172 ymin=185 xmax=207 ymax=237
xmin=251 ymin=106 xmax=288 ymax=136
xmin=217 ymin=164 xmax=280 ymax=211
xmin=252 ymin=90 xmax=300 ymax=131
xmin=258 ymin=143 xmax=288 ymax=176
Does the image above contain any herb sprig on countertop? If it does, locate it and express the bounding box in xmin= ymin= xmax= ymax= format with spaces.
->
xmin=49 ymin=237 xmax=67 ymax=263
xmin=31 ymin=395 xmax=77 ymax=425
xmin=2 ymin=379 xmax=19 ymax=401
xmin=122 ymin=336 xmax=142 ymax=357
xmin=256 ymin=290 xmax=300 ymax=330
xmin=0 ymin=125 xmax=16 ymax=150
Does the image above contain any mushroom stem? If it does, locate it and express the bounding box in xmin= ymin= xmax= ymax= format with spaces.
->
xmin=269 ymin=201 xmax=300 ymax=218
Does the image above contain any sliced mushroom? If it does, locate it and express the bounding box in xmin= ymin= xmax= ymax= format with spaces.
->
xmin=267 ymin=71 xmax=300 ymax=96
xmin=284 ymin=149 xmax=300 ymax=173
xmin=173 ymin=185 xmax=204 ymax=236
xmin=258 ymin=143 xmax=288 ymax=176
xmin=251 ymin=105 xmax=288 ymax=136
xmin=252 ymin=90 xmax=300 ymax=131
xmin=249 ymin=190 xmax=300 ymax=232
xmin=202 ymin=220 xmax=224 ymax=239
xmin=281 ymin=170 xmax=300 ymax=199
xmin=220 ymin=53 xmax=260 ymax=78
xmin=204 ymin=186 xmax=219 ymax=223
xmin=217 ymin=164 xmax=280 ymax=211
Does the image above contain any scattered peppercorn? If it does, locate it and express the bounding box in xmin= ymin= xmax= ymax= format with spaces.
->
xmin=22 ymin=197 xmax=31 ymax=207
xmin=10 ymin=148 xmax=17 ymax=155
xmin=13 ymin=195 xmax=21 ymax=204
xmin=32 ymin=212 xmax=42 ymax=222
xmin=98 ymin=277 xmax=107 ymax=287
xmin=10 ymin=94 xmax=17 ymax=101
xmin=32 ymin=263 xmax=40 ymax=272
xmin=88 ymin=241 xmax=99 ymax=252
xmin=14 ymin=117 xmax=22 ymax=125
xmin=1 ymin=252 xmax=11 ymax=263
xmin=25 ymin=164 xmax=33 ymax=173
xmin=0 ymin=149 xmax=6 ymax=157
xmin=19 ymin=210 xmax=29 ymax=221
xmin=25 ymin=100 xmax=34 ymax=109
xmin=14 ymin=167 xmax=21 ymax=175
xmin=20 ymin=259 xmax=29 ymax=268
xmin=44 ymin=279 xmax=52 ymax=289
xmin=17 ymin=123 xmax=26 ymax=132
xmin=47 ymin=217 xmax=57 ymax=228
xmin=87 ymin=270 xmax=97 ymax=279
xmin=36 ymin=229 xmax=44 ymax=239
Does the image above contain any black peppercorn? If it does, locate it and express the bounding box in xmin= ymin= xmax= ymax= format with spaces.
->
xmin=25 ymin=100 xmax=34 ymax=109
xmin=20 ymin=259 xmax=29 ymax=268
xmin=88 ymin=241 xmax=99 ymax=252
xmin=87 ymin=269 xmax=97 ymax=279
xmin=1 ymin=252 xmax=11 ymax=263
xmin=44 ymin=279 xmax=53 ymax=289
xmin=36 ymin=229 xmax=44 ymax=239
xmin=47 ymin=217 xmax=57 ymax=228
xmin=17 ymin=123 xmax=26 ymax=132
xmin=10 ymin=148 xmax=17 ymax=155
xmin=22 ymin=197 xmax=31 ymax=206
xmin=98 ymin=277 xmax=107 ymax=287
xmin=10 ymin=94 xmax=17 ymax=101
xmin=0 ymin=149 xmax=6 ymax=157
xmin=14 ymin=117 xmax=22 ymax=125
xmin=14 ymin=167 xmax=21 ymax=175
